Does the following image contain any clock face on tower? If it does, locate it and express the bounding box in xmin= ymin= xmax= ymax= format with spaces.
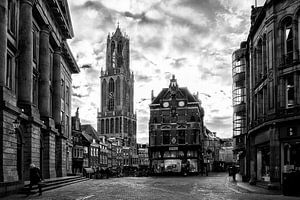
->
xmin=178 ymin=101 xmax=185 ymax=107
xmin=163 ymin=102 xmax=169 ymax=108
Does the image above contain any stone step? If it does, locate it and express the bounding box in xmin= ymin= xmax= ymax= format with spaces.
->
xmin=21 ymin=176 xmax=89 ymax=194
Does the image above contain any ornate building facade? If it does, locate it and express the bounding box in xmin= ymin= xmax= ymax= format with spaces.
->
xmin=148 ymin=76 xmax=205 ymax=174
xmin=233 ymin=0 xmax=300 ymax=189
xmin=97 ymin=26 xmax=137 ymax=156
xmin=0 ymin=0 xmax=79 ymax=195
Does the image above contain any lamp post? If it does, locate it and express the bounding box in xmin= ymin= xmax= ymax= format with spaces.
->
xmin=10 ymin=118 xmax=20 ymax=134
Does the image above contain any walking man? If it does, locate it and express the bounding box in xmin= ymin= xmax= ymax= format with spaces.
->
xmin=28 ymin=163 xmax=43 ymax=195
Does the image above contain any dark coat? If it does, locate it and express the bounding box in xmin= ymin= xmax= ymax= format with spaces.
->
xmin=30 ymin=167 xmax=42 ymax=184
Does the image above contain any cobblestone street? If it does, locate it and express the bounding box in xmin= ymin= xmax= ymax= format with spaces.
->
xmin=3 ymin=173 xmax=300 ymax=200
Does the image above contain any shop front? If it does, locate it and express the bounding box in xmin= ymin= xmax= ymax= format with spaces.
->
xmin=150 ymin=146 xmax=201 ymax=175
xmin=278 ymin=121 xmax=300 ymax=195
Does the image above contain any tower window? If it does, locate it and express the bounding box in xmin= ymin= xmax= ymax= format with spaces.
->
xmin=108 ymin=78 xmax=114 ymax=111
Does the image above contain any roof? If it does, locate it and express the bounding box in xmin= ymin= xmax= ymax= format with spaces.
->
xmin=62 ymin=41 xmax=80 ymax=73
xmin=81 ymin=132 xmax=93 ymax=143
xmin=82 ymin=124 xmax=99 ymax=142
xmin=151 ymin=75 xmax=200 ymax=105
xmin=47 ymin=0 xmax=74 ymax=38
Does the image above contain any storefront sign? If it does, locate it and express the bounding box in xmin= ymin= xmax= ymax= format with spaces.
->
xmin=169 ymin=147 xmax=178 ymax=151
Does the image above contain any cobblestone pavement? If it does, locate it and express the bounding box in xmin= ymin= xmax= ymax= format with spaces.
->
xmin=3 ymin=173 xmax=300 ymax=200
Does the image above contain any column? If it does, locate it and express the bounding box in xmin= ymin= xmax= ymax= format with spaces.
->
xmin=53 ymin=47 xmax=61 ymax=126
xmin=0 ymin=0 xmax=7 ymax=86
xmin=38 ymin=25 xmax=51 ymax=117
xmin=18 ymin=0 xmax=34 ymax=105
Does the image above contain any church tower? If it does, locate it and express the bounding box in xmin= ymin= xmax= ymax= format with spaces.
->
xmin=97 ymin=25 xmax=136 ymax=149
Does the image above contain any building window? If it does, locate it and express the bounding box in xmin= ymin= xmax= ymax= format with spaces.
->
xmin=66 ymin=115 xmax=69 ymax=137
xmin=8 ymin=0 xmax=17 ymax=36
xmin=108 ymin=78 xmax=114 ymax=111
xmin=120 ymin=117 xmax=122 ymax=133
xmin=269 ymin=81 xmax=274 ymax=109
xmin=66 ymin=86 xmax=70 ymax=110
xmin=32 ymin=73 xmax=38 ymax=105
xmin=190 ymin=116 xmax=196 ymax=122
xmin=101 ymin=119 xmax=104 ymax=134
xmin=162 ymin=131 xmax=170 ymax=145
xmin=106 ymin=119 xmax=109 ymax=134
xmin=257 ymin=39 xmax=263 ymax=80
xmin=61 ymin=78 xmax=65 ymax=100
xmin=102 ymin=79 xmax=107 ymax=108
xmin=115 ymin=118 xmax=119 ymax=133
xmin=284 ymin=18 xmax=293 ymax=63
xmin=6 ymin=53 xmax=13 ymax=89
xmin=286 ymin=76 xmax=294 ymax=107
xmin=32 ymin=26 xmax=39 ymax=65
xmin=178 ymin=130 xmax=185 ymax=144
xmin=61 ymin=111 xmax=65 ymax=134
xmin=110 ymin=118 xmax=114 ymax=134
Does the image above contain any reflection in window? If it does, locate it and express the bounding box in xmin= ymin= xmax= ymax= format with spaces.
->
xmin=286 ymin=76 xmax=294 ymax=107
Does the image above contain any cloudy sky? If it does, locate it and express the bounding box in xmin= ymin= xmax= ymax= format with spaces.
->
xmin=68 ymin=0 xmax=265 ymax=144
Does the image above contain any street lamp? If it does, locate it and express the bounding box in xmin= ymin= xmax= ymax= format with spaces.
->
xmin=10 ymin=118 xmax=20 ymax=134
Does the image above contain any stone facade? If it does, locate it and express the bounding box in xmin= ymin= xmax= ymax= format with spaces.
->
xmin=97 ymin=26 xmax=137 ymax=162
xmin=234 ymin=0 xmax=300 ymax=188
xmin=0 ymin=0 xmax=79 ymax=195
xmin=148 ymin=75 xmax=205 ymax=174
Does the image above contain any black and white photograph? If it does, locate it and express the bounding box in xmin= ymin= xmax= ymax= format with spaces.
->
xmin=0 ymin=0 xmax=300 ymax=199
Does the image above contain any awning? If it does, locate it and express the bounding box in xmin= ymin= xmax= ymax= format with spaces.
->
xmin=84 ymin=168 xmax=94 ymax=174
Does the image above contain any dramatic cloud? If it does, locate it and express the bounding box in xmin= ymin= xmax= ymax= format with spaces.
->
xmin=69 ymin=0 xmax=254 ymax=143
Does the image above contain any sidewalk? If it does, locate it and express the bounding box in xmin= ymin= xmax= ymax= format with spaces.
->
xmin=228 ymin=174 xmax=282 ymax=195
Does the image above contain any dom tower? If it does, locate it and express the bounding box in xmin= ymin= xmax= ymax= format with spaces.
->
xmin=97 ymin=26 xmax=137 ymax=150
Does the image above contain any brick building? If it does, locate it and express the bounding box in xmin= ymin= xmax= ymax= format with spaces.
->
xmin=148 ymin=75 xmax=205 ymax=174
xmin=233 ymin=0 xmax=300 ymax=188
xmin=0 ymin=0 xmax=79 ymax=195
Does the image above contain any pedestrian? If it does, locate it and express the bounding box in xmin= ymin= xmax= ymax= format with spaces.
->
xmin=27 ymin=163 xmax=43 ymax=195
xmin=231 ymin=165 xmax=237 ymax=181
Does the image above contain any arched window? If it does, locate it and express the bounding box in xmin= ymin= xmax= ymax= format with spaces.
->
xmin=117 ymin=42 xmax=122 ymax=54
xmin=119 ymin=117 xmax=122 ymax=133
xmin=101 ymin=119 xmax=104 ymax=134
xmin=124 ymin=118 xmax=127 ymax=133
xmin=116 ymin=77 xmax=120 ymax=105
xmin=283 ymin=17 xmax=293 ymax=63
xmin=257 ymin=39 xmax=263 ymax=80
xmin=262 ymin=35 xmax=267 ymax=75
xmin=106 ymin=119 xmax=109 ymax=134
xmin=102 ymin=79 xmax=107 ymax=109
xmin=108 ymin=78 xmax=114 ymax=111
xmin=115 ymin=118 xmax=119 ymax=133
xmin=111 ymin=41 xmax=116 ymax=68
xmin=253 ymin=48 xmax=257 ymax=84
xmin=110 ymin=118 xmax=114 ymax=134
